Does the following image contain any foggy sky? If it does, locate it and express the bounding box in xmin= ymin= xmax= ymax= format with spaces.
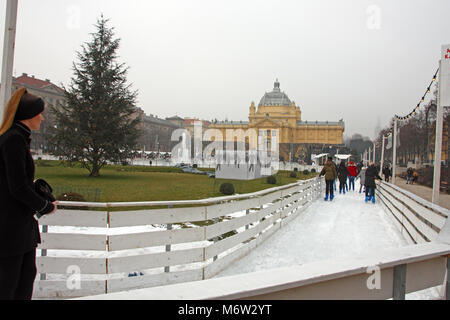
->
xmin=1 ymin=0 xmax=449 ymax=139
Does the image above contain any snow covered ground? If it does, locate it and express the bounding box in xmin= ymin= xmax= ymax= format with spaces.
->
xmin=214 ymin=180 xmax=445 ymax=299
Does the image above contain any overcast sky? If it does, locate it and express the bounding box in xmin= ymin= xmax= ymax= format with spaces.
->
xmin=1 ymin=0 xmax=449 ymax=139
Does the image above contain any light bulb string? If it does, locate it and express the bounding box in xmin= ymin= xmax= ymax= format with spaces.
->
xmin=379 ymin=67 xmax=439 ymax=141
xmin=394 ymin=67 xmax=439 ymax=121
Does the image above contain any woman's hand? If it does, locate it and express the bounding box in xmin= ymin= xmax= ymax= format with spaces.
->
xmin=49 ymin=201 xmax=59 ymax=215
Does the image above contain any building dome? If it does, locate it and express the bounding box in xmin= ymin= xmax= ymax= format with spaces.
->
xmin=258 ymin=79 xmax=292 ymax=107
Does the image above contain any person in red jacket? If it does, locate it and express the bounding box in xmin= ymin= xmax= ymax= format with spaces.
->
xmin=347 ymin=160 xmax=358 ymax=191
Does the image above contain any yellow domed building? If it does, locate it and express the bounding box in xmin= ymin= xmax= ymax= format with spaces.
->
xmin=209 ymin=80 xmax=345 ymax=162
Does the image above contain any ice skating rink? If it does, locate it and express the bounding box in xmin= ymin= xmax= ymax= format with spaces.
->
xmin=215 ymin=181 xmax=443 ymax=299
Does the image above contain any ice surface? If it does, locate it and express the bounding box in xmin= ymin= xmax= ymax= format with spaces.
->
xmin=216 ymin=182 xmax=408 ymax=277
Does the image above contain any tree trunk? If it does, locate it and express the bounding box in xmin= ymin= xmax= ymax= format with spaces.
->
xmin=89 ymin=162 xmax=100 ymax=177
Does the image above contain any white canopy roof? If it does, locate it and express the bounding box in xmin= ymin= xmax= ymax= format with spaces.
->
xmin=334 ymin=154 xmax=351 ymax=160
xmin=312 ymin=153 xmax=328 ymax=159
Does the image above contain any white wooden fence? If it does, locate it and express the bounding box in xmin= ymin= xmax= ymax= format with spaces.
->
xmin=77 ymin=242 xmax=450 ymax=300
xmin=376 ymin=181 xmax=449 ymax=244
xmin=33 ymin=177 xmax=324 ymax=299
xmin=75 ymin=181 xmax=450 ymax=300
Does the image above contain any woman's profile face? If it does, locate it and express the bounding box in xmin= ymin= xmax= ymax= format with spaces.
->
xmin=22 ymin=112 xmax=44 ymax=131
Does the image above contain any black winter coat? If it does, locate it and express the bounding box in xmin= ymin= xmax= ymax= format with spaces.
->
xmin=365 ymin=165 xmax=382 ymax=188
xmin=337 ymin=163 xmax=349 ymax=182
xmin=0 ymin=122 xmax=52 ymax=257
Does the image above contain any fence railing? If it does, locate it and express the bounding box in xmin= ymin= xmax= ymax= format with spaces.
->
xmin=76 ymin=242 xmax=450 ymax=300
xmin=74 ymin=180 xmax=450 ymax=300
xmin=376 ymin=181 xmax=449 ymax=244
xmin=33 ymin=177 xmax=324 ymax=299
xmin=74 ymin=178 xmax=450 ymax=300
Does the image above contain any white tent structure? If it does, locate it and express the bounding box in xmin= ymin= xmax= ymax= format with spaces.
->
xmin=311 ymin=153 xmax=328 ymax=166
xmin=334 ymin=154 xmax=352 ymax=161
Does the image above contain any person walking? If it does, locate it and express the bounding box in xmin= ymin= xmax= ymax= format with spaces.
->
xmin=382 ymin=165 xmax=392 ymax=182
xmin=357 ymin=166 xmax=367 ymax=193
xmin=328 ymin=159 xmax=337 ymax=191
xmin=365 ymin=162 xmax=383 ymax=203
xmin=347 ymin=160 xmax=358 ymax=191
xmin=0 ymin=89 xmax=59 ymax=300
xmin=412 ymin=170 xmax=419 ymax=184
xmin=357 ymin=160 xmax=363 ymax=175
xmin=406 ymin=167 xmax=413 ymax=184
xmin=319 ymin=156 xmax=337 ymax=201
xmin=337 ymin=160 xmax=350 ymax=194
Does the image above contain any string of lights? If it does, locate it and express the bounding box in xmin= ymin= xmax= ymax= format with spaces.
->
xmin=380 ymin=67 xmax=439 ymax=140
xmin=394 ymin=68 xmax=439 ymax=121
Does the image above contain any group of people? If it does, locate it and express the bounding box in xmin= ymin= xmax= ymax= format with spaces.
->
xmin=319 ymin=157 xmax=382 ymax=203
xmin=406 ymin=167 xmax=419 ymax=184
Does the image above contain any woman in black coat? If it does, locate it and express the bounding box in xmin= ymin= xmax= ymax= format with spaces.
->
xmin=365 ymin=162 xmax=383 ymax=203
xmin=337 ymin=160 xmax=349 ymax=194
xmin=0 ymin=89 xmax=58 ymax=300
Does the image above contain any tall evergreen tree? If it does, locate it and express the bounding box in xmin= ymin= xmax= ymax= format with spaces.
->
xmin=48 ymin=16 xmax=141 ymax=177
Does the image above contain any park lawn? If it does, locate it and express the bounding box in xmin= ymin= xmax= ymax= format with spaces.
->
xmin=34 ymin=161 xmax=317 ymax=203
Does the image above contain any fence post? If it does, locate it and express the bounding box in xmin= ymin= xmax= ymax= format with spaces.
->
xmin=258 ymin=203 xmax=264 ymax=237
xmin=245 ymin=209 xmax=250 ymax=230
xmin=40 ymin=225 xmax=48 ymax=280
xmin=446 ymin=257 xmax=449 ymax=300
xmin=165 ymin=205 xmax=173 ymax=272
xmin=393 ymin=264 xmax=407 ymax=300
xmin=213 ymin=217 xmax=219 ymax=261
xmin=105 ymin=209 xmax=110 ymax=294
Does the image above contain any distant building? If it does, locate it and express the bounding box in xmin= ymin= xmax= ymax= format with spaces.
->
xmin=2 ymin=73 xmax=66 ymax=153
xmin=134 ymin=109 xmax=184 ymax=152
xmin=209 ymin=80 xmax=345 ymax=162
xmin=183 ymin=118 xmax=211 ymax=137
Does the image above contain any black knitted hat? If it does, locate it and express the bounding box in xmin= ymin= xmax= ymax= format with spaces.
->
xmin=14 ymin=91 xmax=45 ymax=121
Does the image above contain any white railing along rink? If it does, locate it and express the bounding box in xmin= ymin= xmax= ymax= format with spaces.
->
xmin=33 ymin=177 xmax=324 ymax=299
xmin=75 ymin=179 xmax=450 ymax=300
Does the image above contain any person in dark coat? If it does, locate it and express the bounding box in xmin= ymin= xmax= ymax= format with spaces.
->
xmin=382 ymin=165 xmax=391 ymax=182
xmin=337 ymin=160 xmax=350 ymax=194
xmin=319 ymin=157 xmax=337 ymax=201
xmin=365 ymin=162 xmax=383 ymax=203
xmin=406 ymin=167 xmax=413 ymax=184
xmin=0 ymin=88 xmax=58 ymax=300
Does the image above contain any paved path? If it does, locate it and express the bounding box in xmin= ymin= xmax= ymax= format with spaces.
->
xmin=393 ymin=177 xmax=450 ymax=209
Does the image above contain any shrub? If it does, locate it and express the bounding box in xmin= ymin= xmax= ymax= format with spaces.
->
xmin=311 ymin=168 xmax=316 ymax=173
xmin=290 ymin=171 xmax=297 ymax=178
xmin=266 ymin=175 xmax=277 ymax=184
xmin=35 ymin=160 xmax=53 ymax=167
xmin=193 ymin=164 xmax=198 ymax=168
xmin=293 ymin=167 xmax=298 ymax=172
xmin=303 ymin=169 xmax=309 ymax=175
xmin=219 ymin=183 xmax=235 ymax=195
